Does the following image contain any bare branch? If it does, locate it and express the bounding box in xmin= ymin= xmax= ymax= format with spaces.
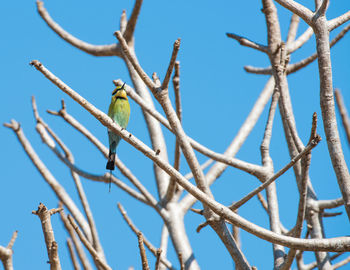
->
xmin=28 ymin=60 xmax=350 ymax=252
xmin=32 ymin=203 xmax=62 ymax=270
xmin=123 ymin=0 xmax=143 ymax=43
xmin=4 ymin=120 xmax=92 ymax=242
xmin=59 ymin=210 xmax=92 ymax=270
xmin=315 ymin=0 xmax=329 ymax=17
xmin=121 ymin=81 xmax=265 ymax=178
xmin=246 ymin=23 xmax=350 ymax=75
xmin=155 ymin=249 xmax=162 ymax=270
xmin=36 ymin=1 xmax=121 ymax=57
xmin=137 ymin=232 xmax=150 ymax=270
xmin=48 ymin=143 xmax=152 ymax=206
xmin=68 ymin=216 xmax=112 ymax=270
xmin=34 ymin=108 xmax=154 ymax=207
xmin=328 ymin=11 xmax=350 ymax=31
xmin=287 ymin=27 xmax=313 ymax=54
xmin=165 ymin=62 xmax=182 ymax=202
xmin=0 ymin=231 xmax=18 ymax=270
xmin=333 ymin=255 xmax=350 ymax=269
xmin=244 ymin=65 xmax=272 ymax=75
xmin=280 ymin=115 xmax=316 ymax=269
xmin=286 ymin=14 xmax=300 ymax=45
xmin=335 ymin=89 xmax=350 ymax=146
xmin=162 ymin=39 xmax=181 ymax=89
xmin=260 ymin=89 xmax=280 ymax=166
xmin=226 ymin=33 xmax=268 ymax=53
xmin=47 ymin=100 xmax=148 ymax=196
xmin=318 ymin=198 xmax=344 ymax=209
xmin=287 ymin=23 xmax=350 ymax=74
xmin=229 ymin=135 xmax=321 ymax=211
xmin=180 ymin=76 xmax=275 ymax=212
xmin=32 ymin=96 xmax=106 ymax=261
xmin=114 ymin=31 xmax=155 ymax=90
xmin=66 ymin=238 xmax=81 ymax=270
xmin=273 ymin=0 xmax=313 ymax=25
xmin=117 ymin=203 xmax=174 ymax=269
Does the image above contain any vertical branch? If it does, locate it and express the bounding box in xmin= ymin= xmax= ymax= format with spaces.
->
xmin=32 ymin=203 xmax=63 ymax=270
xmin=280 ymin=114 xmax=317 ymax=270
xmin=66 ymin=238 xmax=81 ymax=270
xmin=119 ymin=40 xmax=171 ymax=199
xmin=313 ymin=6 xmax=350 ymax=223
xmin=165 ymin=61 xmax=182 ymax=202
xmin=67 ymin=216 xmax=112 ymax=270
xmin=60 ymin=210 xmax=93 ymax=270
xmin=334 ymin=89 xmax=350 ymax=146
xmin=137 ymin=232 xmax=150 ymax=270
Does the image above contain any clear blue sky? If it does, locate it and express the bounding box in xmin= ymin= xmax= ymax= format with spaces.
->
xmin=1 ymin=0 xmax=350 ymax=269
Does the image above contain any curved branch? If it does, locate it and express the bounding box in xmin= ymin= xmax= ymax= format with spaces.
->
xmin=36 ymin=1 xmax=121 ymax=57
xmin=274 ymin=0 xmax=313 ymax=25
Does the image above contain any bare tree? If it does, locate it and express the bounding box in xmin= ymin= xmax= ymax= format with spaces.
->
xmin=3 ymin=0 xmax=350 ymax=269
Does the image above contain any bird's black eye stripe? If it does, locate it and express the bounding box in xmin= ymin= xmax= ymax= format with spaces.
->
xmin=112 ymin=82 xmax=126 ymax=96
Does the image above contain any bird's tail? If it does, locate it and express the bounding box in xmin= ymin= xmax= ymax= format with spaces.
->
xmin=106 ymin=151 xmax=116 ymax=170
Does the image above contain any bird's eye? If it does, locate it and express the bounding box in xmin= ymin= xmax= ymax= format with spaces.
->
xmin=112 ymin=82 xmax=126 ymax=96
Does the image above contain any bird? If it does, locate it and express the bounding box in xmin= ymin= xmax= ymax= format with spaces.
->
xmin=106 ymin=82 xmax=130 ymax=191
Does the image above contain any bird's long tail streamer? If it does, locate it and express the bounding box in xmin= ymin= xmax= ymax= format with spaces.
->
xmin=109 ymin=170 xmax=112 ymax=192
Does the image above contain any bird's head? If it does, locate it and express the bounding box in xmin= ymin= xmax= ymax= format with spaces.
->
xmin=112 ymin=82 xmax=128 ymax=100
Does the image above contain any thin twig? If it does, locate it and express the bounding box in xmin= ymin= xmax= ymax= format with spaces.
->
xmin=154 ymin=249 xmax=162 ymax=270
xmin=123 ymin=0 xmax=143 ymax=43
xmin=137 ymin=232 xmax=150 ymax=270
xmin=68 ymin=216 xmax=112 ymax=270
xmin=335 ymin=89 xmax=350 ymax=146
xmin=161 ymin=39 xmax=181 ymax=89
xmin=117 ymin=203 xmax=174 ymax=269
xmin=165 ymin=61 xmax=182 ymax=202
xmin=286 ymin=14 xmax=300 ymax=45
xmin=226 ymin=32 xmax=269 ymax=53
xmin=229 ymin=135 xmax=321 ymax=211
xmin=59 ymin=209 xmax=92 ymax=270
xmin=280 ymin=115 xmax=316 ymax=270
xmin=66 ymin=238 xmax=81 ymax=270
xmin=114 ymin=31 xmax=155 ymax=90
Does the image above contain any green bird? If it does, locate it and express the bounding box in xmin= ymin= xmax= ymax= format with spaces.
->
xmin=106 ymin=82 xmax=130 ymax=191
